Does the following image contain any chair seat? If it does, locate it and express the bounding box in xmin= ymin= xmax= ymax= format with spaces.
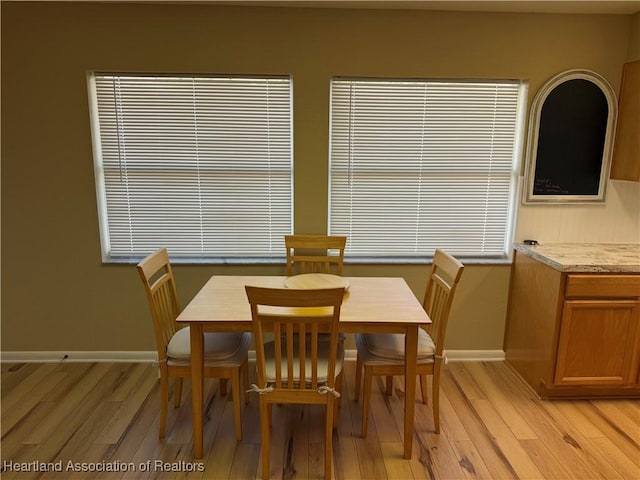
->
xmin=167 ymin=328 xmax=251 ymax=366
xmin=355 ymin=329 xmax=435 ymax=364
xmin=263 ymin=340 xmax=345 ymax=384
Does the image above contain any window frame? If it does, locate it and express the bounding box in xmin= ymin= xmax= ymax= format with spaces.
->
xmin=87 ymin=71 xmax=294 ymax=264
xmin=327 ymin=76 xmax=528 ymax=263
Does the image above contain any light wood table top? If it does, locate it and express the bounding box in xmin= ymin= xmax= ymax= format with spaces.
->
xmin=178 ymin=275 xmax=428 ymax=331
xmin=284 ymin=272 xmax=351 ymax=290
xmin=177 ymin=275 xmax=429 ymax=460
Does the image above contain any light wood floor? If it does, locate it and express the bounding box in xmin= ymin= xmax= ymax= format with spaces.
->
xmin=1 ymin=360 xmax=638 ymax=480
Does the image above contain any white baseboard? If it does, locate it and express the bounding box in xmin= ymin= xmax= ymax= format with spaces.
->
xmin=0 ymin=351 xmax=158 ymax=363
xmin=444 ymin=350 xmax=505 ymax=362
xmin=1 ymin=349 xmax=504 ymax=364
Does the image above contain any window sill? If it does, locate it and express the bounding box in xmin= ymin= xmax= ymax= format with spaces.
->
xmin=343 ymin=256 xmax=513 ymax=266
xmin=103 ymin=255 xmax=512 ymax=266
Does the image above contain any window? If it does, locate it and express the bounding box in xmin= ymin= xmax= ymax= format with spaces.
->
xmin=329 ymin=78 xmax=526 ymax=259
xmin=88 ymin=73 xmax=293 ymax=262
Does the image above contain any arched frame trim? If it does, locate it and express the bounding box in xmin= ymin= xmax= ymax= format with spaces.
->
xmin=523 ymin=69 xmax=617 ymax=204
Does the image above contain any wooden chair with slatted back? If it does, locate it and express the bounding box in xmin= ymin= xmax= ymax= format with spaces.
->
xmin=284 ymin=234 xmax=348 ymax=363
xmin=354 ymin=249 xmax=464 ymax=436
xmin=137 ymin=248 xmax=251 ymax=440
xmin=285 ymin=235 xmax=347 ymax=276
xmin=245 ymin=286 xmax=346 ymax=480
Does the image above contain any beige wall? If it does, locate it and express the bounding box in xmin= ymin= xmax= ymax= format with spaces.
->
xmin=628 ymin=12 xmax=640 ymax=61
xmin=514 ymin=10 xmax=640 ymax=245
xmin=1 ymin=3 xmax=635 ymax=353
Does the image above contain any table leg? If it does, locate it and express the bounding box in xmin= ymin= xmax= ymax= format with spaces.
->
xmin=190 ymin=323 xmax=204 ymax=459
xmin=404 ymin=325 xmax=418 ymax=459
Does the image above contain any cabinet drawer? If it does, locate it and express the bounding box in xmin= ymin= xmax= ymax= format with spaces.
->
xmin=565 ymin=275 xmax=640 ymax=298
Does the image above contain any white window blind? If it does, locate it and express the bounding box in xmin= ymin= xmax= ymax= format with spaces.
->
xmin=88 ymin=73 xmax=293 ymax=261
xmin=329 ymin=78 xmax=525 ymax=259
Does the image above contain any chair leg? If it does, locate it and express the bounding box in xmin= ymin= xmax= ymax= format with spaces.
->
xmin=385 ymin=376 xmax=393 ymax=396
xmin=419 ymin=374 xmax=429 ymax=405
xmin=354 ymin=354 xmax=362 ymax=401
xmin=333 ymin=371 xmax=343 ymax=425
xmin=232 ymin=370 xmax=243 ymax=441
xmin=325 ymin=396 xmax=334 ymax=480
xmin=220 ymin=378 xmax=228 ymax=396
xmin=259 ymin=398 xmax=271 ymax=480
xmin=361 ymin=366 xmax=373 ymax=438
xmin=159 ymin=368 xmax=169 ymax=439
xmin=242 ymin=360 xmax=250 ymax=405
xmin=433 ymin=366 xmax=441 ymax=433
xmin=335 ymin=371 xmax=344 ymax=406
xmin=174 ymin=377 xmax=183 ymax=408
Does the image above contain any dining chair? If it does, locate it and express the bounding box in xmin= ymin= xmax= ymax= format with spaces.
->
xmin=137 ymin=248 xmax=251 ymax=440
xmin=245 ymin=286 xmax=346 ymax=480
xmin=285 ymin=234 xmax=347 ymax=276
xmin=354 ymin=249 xmax=464 ymax=436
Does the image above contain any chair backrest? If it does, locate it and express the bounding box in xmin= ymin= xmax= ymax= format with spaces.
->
xmin=285 ymin=235 xmax=347 ymax=276
xmin=137 ymin=248 xmax=180 ymax=362
xmin=245 ymin=286 xmax=345 ymax=392
xmin=423 ymin=249 xmax=464 ymax=356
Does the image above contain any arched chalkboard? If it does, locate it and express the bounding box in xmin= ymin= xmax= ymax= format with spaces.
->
xmin=524 ymin=70 xmax=617 ymax=203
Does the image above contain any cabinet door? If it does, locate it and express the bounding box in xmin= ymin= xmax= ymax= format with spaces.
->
xmin=611 ymin=60 xmax=640 ymax=181
xmin=554 ymin=300 xmax=640 ymax=386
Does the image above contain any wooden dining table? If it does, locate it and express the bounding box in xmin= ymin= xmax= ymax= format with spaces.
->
xmin=176 ymin=275 xmax=430 ymax=460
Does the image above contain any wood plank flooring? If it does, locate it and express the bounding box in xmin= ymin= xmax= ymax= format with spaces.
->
xmin=1 ymin=360 xmax=638 ymax=479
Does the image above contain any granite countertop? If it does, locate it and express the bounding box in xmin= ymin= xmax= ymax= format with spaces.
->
xmin=514 ymin=243 xmax=640 ymax=273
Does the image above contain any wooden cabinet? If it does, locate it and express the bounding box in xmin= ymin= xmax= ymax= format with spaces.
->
xmin=611 ymin=60 xmax=640 ymax=181
xmin=504 ymin=251 xmax=640 ymax=398
xmin=555 ymin=300 xmax=640 ymax=386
